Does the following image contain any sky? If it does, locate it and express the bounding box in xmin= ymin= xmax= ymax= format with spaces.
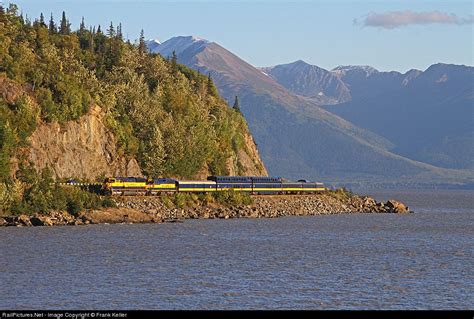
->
xmin=8 ymin=0 xmax=474 ymax=72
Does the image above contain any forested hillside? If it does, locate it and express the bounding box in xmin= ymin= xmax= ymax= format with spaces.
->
xmin=0 ymin=4 xmax=266 ymax=215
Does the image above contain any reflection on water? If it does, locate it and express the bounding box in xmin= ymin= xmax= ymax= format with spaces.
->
xmin=0 ymin=190 xmax=472 ymax=309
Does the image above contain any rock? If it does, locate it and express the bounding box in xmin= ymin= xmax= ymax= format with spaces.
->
xmin=385 ymin=199 xmax=409 ymax=214
xmin=4 ymin=217 xmax=16 ymax=226
xmin=0 ymin=218 xmax=6 ymax=226
xmin=30 ymin=216 xmax=54 ymax=226
xmin=17 ymin=214 xmax=32 ymax=226
xmin=152 ymin=216 xmax=163 ymax=223
xmin=26 ymin=105 xmax=144 ymax=181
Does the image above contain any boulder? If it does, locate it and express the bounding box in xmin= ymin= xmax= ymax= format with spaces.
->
xmin=385 ymin=199 xmax=409 ymax=213
xmin=30 ymin=216 xmax=54 ymax=226
xmin=4 ymin=217 xmax=16 ymax=226
xmin=0 ymin=218 xmax=7 ymax=226
xmin=17 ymin=214 xmax=32 ymax=226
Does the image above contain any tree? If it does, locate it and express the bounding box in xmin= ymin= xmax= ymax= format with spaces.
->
xmin=48 ymin=13 xmax=56 ymax=33
xmin=232 ymin=96 xmax=241 ymax=113
xmin=79 ymin=16 xmax=85 ymax=32
xmin=59 ymin=11 xmax=70 ymax=35
xmin=138 ymin=29 xmax=146 ymax=54
xmin=171 ymin=50 xmax=178 ymax=73
xmin=117 ymin=23 xmax=123 ymax=40
xmin=96 ymin=24 xmax=102 ymax=34
xmin=207 ymin=73 xmax=218 ymax=96
xmin=39 ymin=12 xmax=46 ymax=27
xmin=107 ymin=21 xmax=115 ymax=38
xmin=7 ymin=3 xmax=18 ymax=15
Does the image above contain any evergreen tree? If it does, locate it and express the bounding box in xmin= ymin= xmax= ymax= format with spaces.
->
xmin=171 ymin=50 xmax=178 ymax=73
xmin=39 ymin=12 xmax=45 ymax=27
xmin=24 ymin=14 xmax=31 ymax=27
xmin=207 ymin=73 xmax=218 ymax=96
xmin=7 ymin=3 xmax=18 ymax=15
xmin=96 ymin=24 xmax=102 ymax=34
xmin=107 ymin=21 xmax=115 ymax=38
xmin=59 ymin=11 xmax=70 ymax=34
xmin=79 ymin=16 xmax=85 ymax=32
xmin=48 ymin=13 xmax=56 ymax=33
xmin=0 ymin=5 xmax=4 ymax=15
xmin=232 ymin=96 xmax=241 ymax=113
xmin=138 ymin=29 xmax=146 ymax=54
xmin=117 ymin=23 xmax=123 ymax=40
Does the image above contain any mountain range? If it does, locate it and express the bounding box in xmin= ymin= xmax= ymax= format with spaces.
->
xmin=146 ymin=36 xmax=474 ymax=188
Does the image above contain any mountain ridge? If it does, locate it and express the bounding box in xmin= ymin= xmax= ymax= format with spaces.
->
xmin=260 ymin=59 xmax=474 ymax=171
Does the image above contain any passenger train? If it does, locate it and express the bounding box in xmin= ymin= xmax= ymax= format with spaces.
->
xmin=102 ymin=176 xmax=326 ymax=196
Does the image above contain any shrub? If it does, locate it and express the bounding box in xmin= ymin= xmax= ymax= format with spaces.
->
xmin=213 ymin=190 xmax=253 ymax=207
xmin=161 ymin=195 xmax=174 ymax=209
xmin=66 ymin=198 xmax=83 ymax=216
xmin=101 ymin=197 xmax=116 ymax=208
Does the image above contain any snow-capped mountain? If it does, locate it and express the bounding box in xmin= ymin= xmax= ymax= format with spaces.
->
xmin=144 ymin=39 xmax=161 ymax=53
xmin=148 ymin=36 xmax=209 ymax=58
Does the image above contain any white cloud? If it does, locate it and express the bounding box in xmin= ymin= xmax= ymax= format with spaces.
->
xmin=358 ymin=10 xmax=474 ymax=29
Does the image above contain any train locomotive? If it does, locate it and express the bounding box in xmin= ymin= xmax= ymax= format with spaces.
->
xmin=102 ymin=176 xmax=326 ymax=196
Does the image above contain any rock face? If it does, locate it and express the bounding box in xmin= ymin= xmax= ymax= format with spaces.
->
xmin=0 ymin=193 xmax=413 ymax=227
xmin=27 ymin=105 xmax=143 ymax=180
xmin=231 ymin=131 xmax=267 ymax=176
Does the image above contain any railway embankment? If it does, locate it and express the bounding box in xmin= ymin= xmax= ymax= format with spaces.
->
xmin=0 ymin=190 xmax=412 ymax=227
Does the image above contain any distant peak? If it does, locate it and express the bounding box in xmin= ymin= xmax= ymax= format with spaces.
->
xmin=148 ymin=35 xmax=211 ymax=56
xmin=146 ymin=39 xmax=161 ymax=45
xmin=167 ymin=35 xmax=210 ymax=44
xmin=293 ymin=59 xmax=309 ymax=65
xmin=424 ymin=62 xmax=470 ymax=72
xmin=332 ymin=65 xmax=379 ymax=77
xmin=270 ymin=60 xmax=313 ymax=69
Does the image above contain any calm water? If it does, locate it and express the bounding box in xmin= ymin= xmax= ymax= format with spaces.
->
xmin=0 ymin=190 xmax=472 ymax=310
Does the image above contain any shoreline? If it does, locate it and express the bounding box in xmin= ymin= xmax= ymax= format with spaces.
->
xmin=0 ymin=192 xmax=412 ymax=227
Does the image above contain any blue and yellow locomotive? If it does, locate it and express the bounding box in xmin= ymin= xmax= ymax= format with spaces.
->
xmin=102 ymin=176 xmax=326 ymax=196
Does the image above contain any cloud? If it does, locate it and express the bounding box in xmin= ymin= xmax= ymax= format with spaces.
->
xmin=358 ymin=10 xmax=474 ymax=29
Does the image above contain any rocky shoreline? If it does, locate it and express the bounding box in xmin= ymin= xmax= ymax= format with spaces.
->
xmin=0 ymin=192 xmax=412 ymax=227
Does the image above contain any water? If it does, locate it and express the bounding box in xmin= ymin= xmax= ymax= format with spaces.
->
xmin=0 ymin=190 xmax=472 ymax=309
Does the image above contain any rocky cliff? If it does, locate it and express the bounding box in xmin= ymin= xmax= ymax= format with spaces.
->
xmin=27 ymin=105 xmax=143 ymax=180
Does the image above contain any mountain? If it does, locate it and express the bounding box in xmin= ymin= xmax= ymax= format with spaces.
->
xmin=144 ymin=39 xmax=161 ymax=52
xmin=331 ymin=65 xmax=425 ymax=100
xmin=264 ymin=60 xmax=474 ymax=171
xmin=148 ymin=37 xmax=474 ymax=187
xmin=326 ymin=63 xmax=474 ymax=170
xmin=147 ymin=35 xmax=209 ymax=58
xmin=260 ymin=60 xmax=351 ymax=105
